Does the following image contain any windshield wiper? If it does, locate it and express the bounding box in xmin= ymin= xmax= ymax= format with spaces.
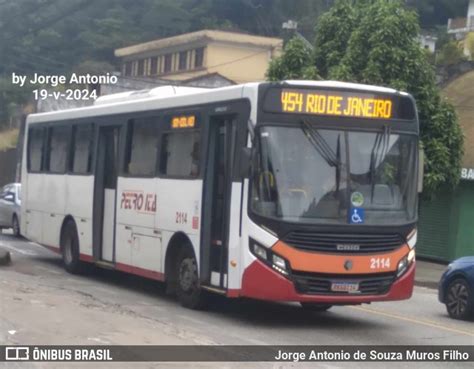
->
xmin=301 ymin=121 xmax=340 ymax=167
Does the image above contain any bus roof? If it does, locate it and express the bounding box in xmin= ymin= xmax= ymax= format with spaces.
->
xmin=26 ymin=80 xmax=410 ymax=124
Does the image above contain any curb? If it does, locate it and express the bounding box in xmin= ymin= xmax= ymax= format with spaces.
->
xmin=0 ymin=250 xmax=11 ymax=266
xmin=414 ymin=281 xmax=438 ymax=290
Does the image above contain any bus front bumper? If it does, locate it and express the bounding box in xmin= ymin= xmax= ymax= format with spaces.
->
xmin=238 ymin=259 xmax=415 ymax=304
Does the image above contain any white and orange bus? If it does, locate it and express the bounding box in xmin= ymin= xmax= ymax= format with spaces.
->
xmin=21 ymin=81 xmax=420 ymax=310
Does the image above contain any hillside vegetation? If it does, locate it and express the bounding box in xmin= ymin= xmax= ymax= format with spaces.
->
xmin=0 ymin=129 xmax=19 ymax=152
xmin=443 ymin=71 xmax=474 ymax=167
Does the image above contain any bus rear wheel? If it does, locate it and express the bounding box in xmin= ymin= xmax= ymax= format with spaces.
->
xmin=61 ymin=221 xmax=83 ymax=274
xmin=300 ymin=302 xmax=332 ymax=312
xmin=176 ymin=247 xmax=207 ymax=309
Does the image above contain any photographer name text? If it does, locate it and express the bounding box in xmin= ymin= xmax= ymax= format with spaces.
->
xmin=12 ymin=72 xmax=118 ymax=87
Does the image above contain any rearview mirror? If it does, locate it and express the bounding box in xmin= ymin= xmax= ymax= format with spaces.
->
xmin=239 ymin=147 xmax=252 ymax=178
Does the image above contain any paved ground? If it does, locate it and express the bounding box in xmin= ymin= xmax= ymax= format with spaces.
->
xmin=0 ymin=233 xmax=472 ymax=369
xmin=415 ymin=260 xmax=447 ymax=289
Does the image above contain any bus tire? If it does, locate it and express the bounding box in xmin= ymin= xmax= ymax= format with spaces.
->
xmin=61 ymin=221 xmax=83 ymax=274
xmin=175 ymin=246 xmax=207 ymax=309
xmin=300 ymin=302 xmax=332 ymax=312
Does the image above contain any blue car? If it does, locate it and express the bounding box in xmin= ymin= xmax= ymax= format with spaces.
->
xmin=439 ymin=257 xmax=474 ymax=320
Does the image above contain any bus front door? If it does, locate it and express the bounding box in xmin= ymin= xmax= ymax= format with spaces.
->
xmin=93 ymin=126 xmax=120 ymax=263
xmin=201 ymin=116 xmax=237 ymax=288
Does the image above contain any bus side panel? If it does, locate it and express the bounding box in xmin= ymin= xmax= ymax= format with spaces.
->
xmin=227 ymin=181 xmax=244 ymax=291
xmin=41 ymin=174 xmax=66 ymax=247
xmin=156 ymin=179 xmax=202 ymax=272
xmin=25 ymin=173 xmax=44 ymax=244
xmin=115 ymin=177 xmax=156 ymax=270
xmin=66 ymin=175 xmax=94 ymax=257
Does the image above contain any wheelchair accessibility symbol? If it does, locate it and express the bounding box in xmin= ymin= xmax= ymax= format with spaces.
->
xmin=350 ymin=208 xmax=365 ymax=224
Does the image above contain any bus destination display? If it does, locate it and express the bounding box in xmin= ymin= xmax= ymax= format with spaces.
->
xmin=171 ymin=115 xmax=196 ymax=129
xmin=280 ymin=89 xmax=392 ymax=119
xmin=261 ymin=88 xmax=418 ymax=120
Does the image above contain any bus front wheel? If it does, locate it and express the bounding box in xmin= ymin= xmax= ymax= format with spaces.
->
xmin=61 ymin=221 xmax=83 ymax=274
xmin=176 ymin=247 xmax=207 ymax=309
xmin=300 ymin=302 xmax=332 ymax=312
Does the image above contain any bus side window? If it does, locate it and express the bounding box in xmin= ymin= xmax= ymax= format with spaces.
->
xmin=27 ymin=127 xmax=45 ymax=172
xmin=159 ymin=131 xmax=200 ymax=178
xmin=71 ymin=124 xmax=94 ymax=174
xmin=46 ymin=126 xmax=70 ymax=173
xmin=125 ymin=118 xmax=160 ymax=177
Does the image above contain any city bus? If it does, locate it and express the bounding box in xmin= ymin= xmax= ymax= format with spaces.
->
xmin=21 ymin=81 xmax=420 ymax=310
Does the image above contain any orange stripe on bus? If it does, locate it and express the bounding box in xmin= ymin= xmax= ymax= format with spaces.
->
xmin=272 ymin=240 xmax=410 ymax=274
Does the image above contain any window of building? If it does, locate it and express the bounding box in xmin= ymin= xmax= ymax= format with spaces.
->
xmin=164 ymin=54 xmax=172 ymax=73
xmin=124 ymin=62 xmax=132 ymax=76
xmin=27 ymin=127 xmax=45 ymax=172
xmin=47 ymin=126 xmax=70 ymax=173
xmin=71 ymin=124 xmax=93 ymax=174
xmin=179 ymin=51 xmax=188 ymax=70
xmin=137 ymin=59 xmax=145 ymax=76
xmin=125 ymin=118 xmax=160 ymax=176
xmin=194 ymin=47 xmax=204 ymax=68
xmin=159 ymin=131 xmax=200 ymax=177
xmin=150 ymin=57 xmax=158 ymax=75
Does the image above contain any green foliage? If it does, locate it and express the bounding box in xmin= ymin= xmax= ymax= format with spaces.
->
xmin=436 ymin=41 xmax=467 ymax=66
xmin=314 ymin=0 xmax=357 ymax=78
xmin=267 ymin=38 xmax=319 ymax=81
xmin=267 ymin=0 xmax=464 ymax=196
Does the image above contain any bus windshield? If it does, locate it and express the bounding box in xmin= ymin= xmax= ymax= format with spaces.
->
xmin=251 ymin=124 xmax=418 ymax=226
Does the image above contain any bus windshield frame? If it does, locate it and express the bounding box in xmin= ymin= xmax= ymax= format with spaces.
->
xmin=249 ymin=122 xmax=418 ymax=227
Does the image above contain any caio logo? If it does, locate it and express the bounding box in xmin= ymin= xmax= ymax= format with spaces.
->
xmin=344 ymin=260 xmax=353 ymax=271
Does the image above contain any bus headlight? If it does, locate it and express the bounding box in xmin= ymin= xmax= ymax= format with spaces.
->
xmin=397 ymin=257 xmax=408 ymax=277
xmin=252 ymin=243 xmax=268 ymax=260
xmin=249 ymin=239 xmax=290 ymax=276
xmin=272 ymin=254 xmax=289 ymax=275
xmin=397 ymin=249 xmax=415 ymax=278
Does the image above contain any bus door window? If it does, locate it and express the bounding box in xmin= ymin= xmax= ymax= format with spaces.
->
xmin=103 ymin=129 xmax=119 ymax=190
xmin=207 ymin=117 xmax=235 ymax=282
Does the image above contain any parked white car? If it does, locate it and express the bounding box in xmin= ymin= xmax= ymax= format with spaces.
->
xmin=0 ymin=183 xmax=21 ymax=236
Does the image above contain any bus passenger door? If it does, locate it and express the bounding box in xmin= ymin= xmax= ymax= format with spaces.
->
xmin=94 ymin=126 xmax=120 ymax=263
xmin=201 ymin=116 xmax=237 ymax=288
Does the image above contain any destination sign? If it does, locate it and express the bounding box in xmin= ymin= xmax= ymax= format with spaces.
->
xmin=263 ymin=88 xmax=416 ymax=120
xmin=171 ymin=115 xmax=196 ymax=129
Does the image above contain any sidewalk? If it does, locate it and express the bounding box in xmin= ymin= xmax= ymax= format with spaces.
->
xmin=415 ymin=259 xmax=447 ymax=289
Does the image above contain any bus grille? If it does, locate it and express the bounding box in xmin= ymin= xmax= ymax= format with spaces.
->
xmin=292 ymin=272 xmax=396 ymax=295
xmin=282 ymin=232 xmax=404 ymax=253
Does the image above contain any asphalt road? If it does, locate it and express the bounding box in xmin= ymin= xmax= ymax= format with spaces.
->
xmin=0 ymin=233 xmax=472 ymax=369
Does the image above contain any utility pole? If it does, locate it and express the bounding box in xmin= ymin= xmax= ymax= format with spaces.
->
xmin=282 ymin=20 xmax=314 ymax=50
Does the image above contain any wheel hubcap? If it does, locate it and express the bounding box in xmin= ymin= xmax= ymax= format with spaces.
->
xmin=447 ymin=282 xmax=468 ymax=316
xmin=179 ymin=258 xmax=197 ymax=292
xmin=13 ymin=219 xmax=19 ymax=234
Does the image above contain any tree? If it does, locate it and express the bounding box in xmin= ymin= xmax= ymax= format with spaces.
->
xmin=267 ymin=37 xmax=319 ymax=81
xmin=465 ymin=33 xmax=474 ymax=60
xmin=267 ymin=0 xmax=464 ymax=195
xmin=436 ymin=40 xmax=467 ymax=66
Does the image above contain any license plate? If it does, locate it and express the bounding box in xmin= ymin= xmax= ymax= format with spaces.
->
xmin=331 ymin=281 xmax=359 ymax=293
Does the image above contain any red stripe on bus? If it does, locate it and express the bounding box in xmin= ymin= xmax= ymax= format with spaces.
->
xmin=115 ymin=262 xmax=165 ymax=281
xmin=44 ymin=245 xmax=60 ymax=254
xmin=226 ymin=289 xmax=240 ymax=298
xmin=79 ymin=254 xmax=94 ymax=262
